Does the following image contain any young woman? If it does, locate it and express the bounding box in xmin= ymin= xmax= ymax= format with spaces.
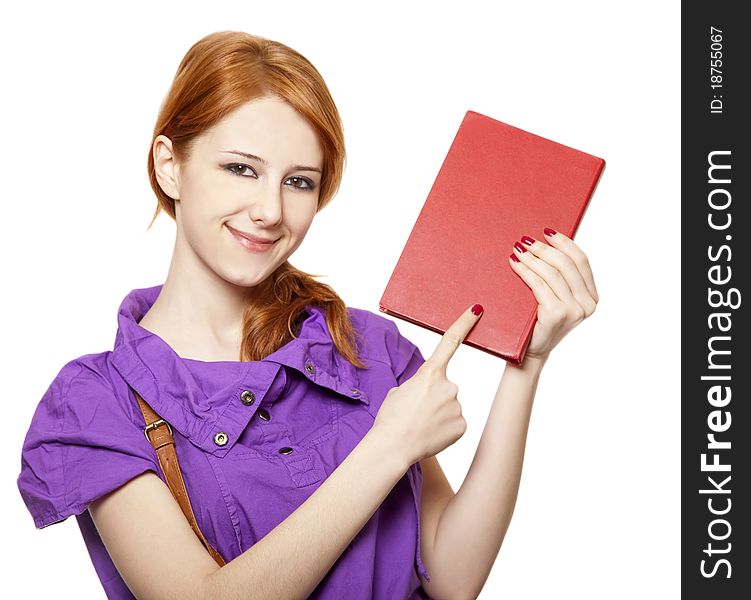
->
xmin=17 ymin=31 xmax=598 ymax=600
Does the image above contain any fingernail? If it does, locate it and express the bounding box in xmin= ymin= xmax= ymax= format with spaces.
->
xmin=544 ymin=227 xmax=557 ymax=237
xmin=471 ymin=303 xmax=484 ymax=316
xmin=521 ymin=235 xmax=535 ymax=246
xmin=509 ymin=253 xmax=520 ymax=263
xmin=513 ymin=241 xmax=527 ymax=253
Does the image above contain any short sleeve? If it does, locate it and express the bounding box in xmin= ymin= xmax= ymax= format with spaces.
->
xmin=383 ymin=318 xmax=426 ymax=386
xmin=17 ymin=359 xmax=161 ymax=529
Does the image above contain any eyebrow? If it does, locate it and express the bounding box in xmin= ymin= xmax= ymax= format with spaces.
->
xmin=220 ymin=150 xmax=322 ymax=174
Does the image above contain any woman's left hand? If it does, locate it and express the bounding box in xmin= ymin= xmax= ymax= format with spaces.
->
xmin=508 ymin=228 xmax=599 ymax=363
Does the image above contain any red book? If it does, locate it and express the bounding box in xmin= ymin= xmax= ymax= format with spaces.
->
xmin=378 ymin=110 xmax=606 ymax=365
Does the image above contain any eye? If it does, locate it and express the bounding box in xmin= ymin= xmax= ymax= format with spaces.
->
xmin=224 ymin=163 xmax=316 ymax=191
xmin=286 ymin=176 xmax=316 ymax=191
xmin=225 ymin=163 xmax=257 ymax=177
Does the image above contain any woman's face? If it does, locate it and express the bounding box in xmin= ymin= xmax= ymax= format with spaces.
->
xmin=154 ymin=95 xmax=323 ymax=289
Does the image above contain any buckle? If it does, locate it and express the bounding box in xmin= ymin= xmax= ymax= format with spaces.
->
xmin=144 ymin=418 xmax=173 ymax=441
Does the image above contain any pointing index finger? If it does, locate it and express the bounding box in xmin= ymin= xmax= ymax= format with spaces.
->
xmin=428 ymin=304 xmax=484 ymax=372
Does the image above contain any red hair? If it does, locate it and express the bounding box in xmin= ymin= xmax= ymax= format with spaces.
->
xmin=146 ymin=31 xmax=366 ymax=368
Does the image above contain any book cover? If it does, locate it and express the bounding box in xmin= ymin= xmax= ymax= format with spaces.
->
xmin=379 ymin=110 xmax=606 ymax=365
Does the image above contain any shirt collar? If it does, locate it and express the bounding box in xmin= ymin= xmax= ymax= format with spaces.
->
xmin=110 ymin=284 xmax=367 ymax=456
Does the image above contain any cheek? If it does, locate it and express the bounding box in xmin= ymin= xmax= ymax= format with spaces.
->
xmin=180 ymin=197 xmax=213 ymax=234
xmin=177 ymin=185 xmax=227 ymax=251
xmin=286 ymin=200 xmax=318 ymax=236
xmin=180 ymin=173 xmax=231 ymax=225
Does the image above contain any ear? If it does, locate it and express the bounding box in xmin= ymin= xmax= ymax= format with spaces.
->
xmin=152 ymin=134 xmax=181 ymax=201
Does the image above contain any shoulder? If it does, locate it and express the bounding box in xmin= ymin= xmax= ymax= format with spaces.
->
xmin=45 ymin=351 xmax=116 ymax=394
xmin=36 ymin=349 xmax=152 ymax=441
xmin=345 ymin=306 xmax=426 ymax=381
xmin=38 ymin=351 xmax=141 ymax=428
xmin=28 ymin=352 xmax=111 ymax=424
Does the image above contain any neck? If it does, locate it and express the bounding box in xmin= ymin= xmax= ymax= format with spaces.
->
xmin=139 ymin=242 xmax=266 ymax=362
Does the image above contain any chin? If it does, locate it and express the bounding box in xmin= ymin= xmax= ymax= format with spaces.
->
xmin=219 ymin=264 xmax=276 ymax=290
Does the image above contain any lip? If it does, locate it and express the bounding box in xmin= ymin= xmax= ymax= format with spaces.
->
xmin=225 ymin=224 xmax=279 ymax=244
xmin=225 ymin=224 xmax=279 ymax=253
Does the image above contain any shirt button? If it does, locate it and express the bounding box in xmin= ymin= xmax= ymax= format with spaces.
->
xmin=257 ymin=408 xmax=271 ymax=421
xmin=214 ymin=432 xmax=229 ymax=446
xmin=279 ymin=447 xmax=294 ymax=455
xmin=350 ymin=388 xmax=361 ymax=397
xmin=240 ymin=390 xmax=256 ymax=406
xmin=305 ymin=362 xmax=315 ymax=375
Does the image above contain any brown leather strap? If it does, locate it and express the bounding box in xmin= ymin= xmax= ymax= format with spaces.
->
xmin=132 ymin=388 xmax=226 ymax=567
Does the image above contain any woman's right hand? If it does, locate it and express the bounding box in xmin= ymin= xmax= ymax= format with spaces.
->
xmin=372 ymin=305 xmax=484 ymax=466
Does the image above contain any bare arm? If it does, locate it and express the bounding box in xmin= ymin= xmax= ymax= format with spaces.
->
xmin=419 ymin=230 xmax=599 ymax=598
xmin=89 ymin=428 xmax=410 ymax=600
xmin=424 ymin=355 xmax=546 ymax=600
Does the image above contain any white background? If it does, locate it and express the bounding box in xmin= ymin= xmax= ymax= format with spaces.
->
xmin=1 ymin=1 xmax=680 ymax=598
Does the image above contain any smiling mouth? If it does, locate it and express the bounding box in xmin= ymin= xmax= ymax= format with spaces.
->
xmin=225 ymin=224 xmax=279 ymax=244
xmin=225 ymin=224 xmax=280 ymax=254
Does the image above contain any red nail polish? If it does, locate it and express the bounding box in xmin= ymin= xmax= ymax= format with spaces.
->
xmin=544 ymin=227 xmax=557 ymax=237
xmin=521 ymin=235 xmax=535 ymax=246
xmin=513 ymin=241 xmax=527 ymax=253
xmin=509 ymin=253 xmax=520 ymax=263
xmin=471 ymin=303 xmax=484 ymax=315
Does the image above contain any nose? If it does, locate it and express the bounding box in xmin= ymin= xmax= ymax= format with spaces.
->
xmin=249 ymin=180 xmax=284 ymax=227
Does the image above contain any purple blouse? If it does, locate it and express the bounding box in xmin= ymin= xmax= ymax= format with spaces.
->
xmin=17 ymin=284 xmax=432 ymax=599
